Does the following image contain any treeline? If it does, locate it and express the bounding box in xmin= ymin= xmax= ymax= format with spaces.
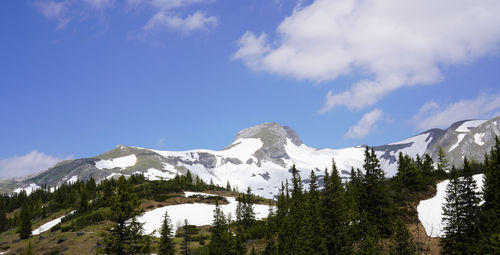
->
xmin=0 ymin=169 xmax=228 ymax=239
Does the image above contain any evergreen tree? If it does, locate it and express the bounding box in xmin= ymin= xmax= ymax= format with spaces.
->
xmin=24 ymin=241 xmax=34 ymax=255
xmin=0 ymin=207 xmax=7 ymax=232
xmin=158 ymin=211 xmax=175 ymax=255
xmin=389 ymin=220 xmax=416 ymax=255
xmin=322 ymin=160 xmax=351 ymax=254
xmin=242 ymin=187 xmax=256 ymax=227
xmin=441 ymin=166 xmax=463 ymax=254
xmin=437 ymin=147 xmax=450 ymax=177
xmin=79 ymin=187 xmax=88 ymax=212
xmin=305 ymin=170 xmax=328 ymax=255
xmin=99 ymin=176 xmax=151 ymax=255
xmin=19 ymin=201 xmax=31 ymax=239
xmin=207 ymin=201 xmax=233 ymax=255
xmin=181 ymin=220 xmax=191 ymax=255
xmin=360 ymin=147 xmax=393 ymax=237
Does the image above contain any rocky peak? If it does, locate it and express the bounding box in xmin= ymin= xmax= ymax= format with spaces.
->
xmin=235 ymin=122 xmax=302 ymax=146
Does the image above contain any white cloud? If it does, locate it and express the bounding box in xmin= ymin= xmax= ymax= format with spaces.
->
xmin=36 ymin=0 xmax=72 ymax=30
xmin=233 ymin=0 xmax=500 ymax=112
xmin=151 ymin=0 xmax=212 ymax=10
xmin=83 ymin=0 xmax=114 ymax=9
xmin=0 ymin=151 xmax=73 ymax=179
xmin=345 ymin=109 xmax=385 ymax=139
xmin=144 ymin=11 xmax=217 ymax=33
xmin=413 ymin=93 xmax=500 ymax=130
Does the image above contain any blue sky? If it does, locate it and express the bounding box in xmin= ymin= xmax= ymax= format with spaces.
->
xmin=1 ymin=0 xmax=500 ymax=178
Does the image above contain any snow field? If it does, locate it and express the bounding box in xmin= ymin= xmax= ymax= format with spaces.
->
xmin=449 ymin=134 xmax=466 ymax=152
xmin=13 ymin=183 xmax=40 ymax=195
xmin=32 ymin=211 xmax=75 ymax=235
xmin=474 ymin=133 xmax=485 ymax=146
xmin=417 ymin=174 xmax=484 ymax=237
xmin=95 ymin=154 xmax=137 ymax=170
xmin=137 ymin=192 xmax=272 ymax=237
xmin=455 ymin=120 xmax=487 ymax=133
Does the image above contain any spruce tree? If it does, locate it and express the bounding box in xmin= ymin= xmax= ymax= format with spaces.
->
xmin=305 ymin=170 xmax=328 ymax=255
xmin=158 ymin=211 xmax=175 ymax=255
xmin=99 ymin=176 xmax=151 ymax=255
xmin=437 ymin=147 xmax=449 ymax=177
xmin=441 ymin=166 xmax=463 ymax=254
xmin=19 ymin=201 xmax=31 ymax=239
xmin=208 ymin=201 xmax=233 ymax=255
xmin=389 ymin=220 xmax=416 ymax=255
xmin=360 ymin=147 xmax=393 ymax=237
xmin=322 ymin=160 xmax=351 ymax=255
xmin=181 ymin=219 xmax=191 ymax=255
xmin=0 ymin=207 xmax=7 ymax=232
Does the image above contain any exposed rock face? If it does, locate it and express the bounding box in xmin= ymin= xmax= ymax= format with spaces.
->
xmin=235 ymin=122 xmax=302 ymax=167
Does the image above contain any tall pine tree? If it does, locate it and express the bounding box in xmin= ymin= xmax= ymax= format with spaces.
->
xmin=158 ymin=211 xmax=175 ymax=255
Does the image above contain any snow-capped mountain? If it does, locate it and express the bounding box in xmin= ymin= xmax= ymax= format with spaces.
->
xmin=3 ymin=117 xmax=499 ymax=198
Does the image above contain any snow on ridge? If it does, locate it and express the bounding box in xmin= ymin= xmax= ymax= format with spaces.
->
xmin=95 ymin=154 xmax=137 ymax=170
xmin=138 ymin=191 xmax=271 ymax=237
xmin=455 ymin=120 xmax=487 ymax=133
xmin=449 ymin=134 xmax=466 ymax=152
xmin=13 ymin=183 xmax=40 ymax=195
xmin=141 ymin=168 xmax=177 ymax=181
xmin=417 ymin=174 xmax=484 ymax=237
xmin=474 ymin=133 xmax=485 ymax=146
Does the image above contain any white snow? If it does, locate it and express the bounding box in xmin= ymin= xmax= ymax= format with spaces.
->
xmin=32 ymin=211 xmax=75 ymax=235
xmin=455 ymin=120 xmax=487 ymax=132
xmin=417 ymin=174 xmax=484 ymax=237
xmin=95 ymin=154 xmax=137 ymax=170
xmin=449 ymin=134 xmax=466 ymax=152
xmin=141 ymin=168 xmax=176 ymax=181
xmin=67 ymin=175 xmax=78 ymax=184
xmin=474 ymin=133 xmax=485 ymax=146
xmin=13 ymin=183 xmax=40 ymax=195
xmin=388 ymin=133 xmax=431 ymax=156
xmin=138 ymin=192 xmax=271 ymax=237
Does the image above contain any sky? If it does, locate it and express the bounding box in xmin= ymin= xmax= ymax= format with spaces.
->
xmin=1 ymin=0 xmax=500 ymax=178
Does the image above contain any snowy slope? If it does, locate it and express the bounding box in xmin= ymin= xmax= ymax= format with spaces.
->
xmin=95 ymin=154 xmax=137 ymax=170
xmin=32 ymin=211 xmax=74 ymax=235
xmin=138 ymin=192 xmax=271 ymax=236
xmin=417 ymin=174 xmax=484 ymax=237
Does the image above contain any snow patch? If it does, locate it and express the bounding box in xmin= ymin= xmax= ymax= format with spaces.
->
xmin=95 ymin=154 xmax=137 ymax=170
xmin=138 ymin=192 xmax=271 ymax=236
xmin=67 ymin=175 xmax=78 ymax=184
xmin=449 ymin=134 xmax=466 ymax=152
xmin=455 ymin=120 xmax=486 ymax=132
xmin=417 ymin=174 xmax=484 ymax=237
xmin=474 ymin=133 xmax=485 ymax=146
xmin=142 ymin=168 xmax=176 ymax=181
xmin=32 ymin=211 xmax=75 ymax=235
xmin=13 ymin=183 xmax=40 ymax=195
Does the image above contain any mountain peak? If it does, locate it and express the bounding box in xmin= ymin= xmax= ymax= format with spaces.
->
xmin=235 ymin=122 xmax=302 ymax=146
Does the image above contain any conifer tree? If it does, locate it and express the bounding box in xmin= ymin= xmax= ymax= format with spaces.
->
xmin=441 ymin=166 xmax=462 ymax=254
xmin=181 ymin=219 xmax=191 ymax=255
xmin=389 ymin=220 xmax=416 ymax=255
xmin=305 ymin=170 xmax=328 ymax=255
xmin=360 ymin=147 xmax=393 ymax=237
xmin=437 ymin=147 xmax=449 ymax=176
xmin=19 ymin=201 xmax=31 ymax=239
xmin=208 ymin=201 xmax=233 ymax=255
xmin=99 ymin=176 xmax=151 ymax=254
xmin=25 ymin=241 xmax=34 ymax=255
xmin=0 ymin=207 xmax=7 ymax=232
xmin=322 ymin=160 xmax=351 ymax=254
xmin=158 ymin=211 xmax=175 ymax=255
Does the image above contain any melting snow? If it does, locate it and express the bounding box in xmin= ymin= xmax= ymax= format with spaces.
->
xmin=141 ymin=168 xmax=176 ymax=181
xmin=449 ymin=134 xmax=466 ymax=152
xmin=417 ymin=174 xmax=484 ymax=237
xmin=138 ymin=192 xmax=271 ymax=237
xmin=474 ymin=133 xmax=485 ymax=146
xmin=67 ymin=175 xmax=78 ymax=184
xmin=13 ymin=183 xmax=40 ymax=195
xmin=95 ymin=154 xmax=137 ymax=170
xmin=32 ymin=211 xmax=75 ymax=235
xmin=455 ymin=120 xmax=486 ymax=132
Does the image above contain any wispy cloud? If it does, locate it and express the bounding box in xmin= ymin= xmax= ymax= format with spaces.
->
xmin=345 ymin=109 xmax=385 ymax=139
xmin=144 ymin=11 xmax=217 ymax=34
xmin=36 ymin=0 xmax=72 ymax=30
xmin=83 ymin=0 xmax=114 ymax=10
xmin=413 ymin=93 xmax=500 ymax=130
xmin=0 ymin=151 xmax=73 ymax=179
xmin=233 ymin=0 xmax=500 ymax=112
xmin=157 ymin=137 xmax=166 ymax=147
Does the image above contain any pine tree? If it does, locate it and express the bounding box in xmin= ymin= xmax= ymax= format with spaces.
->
xmin=389 ymin=220 xmax=416 ymax=255
xmin=79 ymin=187 xmax=88 ymax=212
xmin=441 ymin=166 xmax=463 ymax=254
xmin=158 ymin=211 xmax=175 ymax=255
xmin=360 ymin=147 xmax=393 ymax=237
xmin=242 ymin=187 xmax=256 ymax=227
xmin=322 ymin=160 xmax=351 ymax=255
xmin=19 ymin=201 xmax=31 ymax=239
xmin=305 ymin=170 xmax=328 ymax=255
xmin=437 ymin=147 xmax=449 ymax=177
xmin=24 ymin=241 xmax=34 ymax=255
xmin=99 ymin=176 xmax=151 ymax=254
xmin=0 ymin=207 xmax=7 ymax=232
xmin=181 ymin=219 xmax=191 ymax=255
xmin=208 ymin=201 xmax=233 ymax=255
xmin=226 ymin=180 xmax=231 ymax=191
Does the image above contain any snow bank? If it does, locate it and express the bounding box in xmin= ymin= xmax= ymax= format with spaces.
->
xmin=142 ymin=168 xmax=176 ymax=181
xmin=67 ymin=175 xmax=78 ymax=184
xmin=95 ymin=154 xmax=137 ymax=170
xmin=417 ymin=174 xmax=484 ymax=237
xmin=455 ymin=120 xmax=486 ymax=132
xmin=138 ymin=192 xmax=271 ymax=237
xmin=32 ymin=211 xmax=75 ymax=235
xmin=474 ymin=133 xmax=485 ymax=146
xmin=13 ymin=183 xmax=40 ymax=195
xmin=449 ymin=134 xmax=466 ymax=152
